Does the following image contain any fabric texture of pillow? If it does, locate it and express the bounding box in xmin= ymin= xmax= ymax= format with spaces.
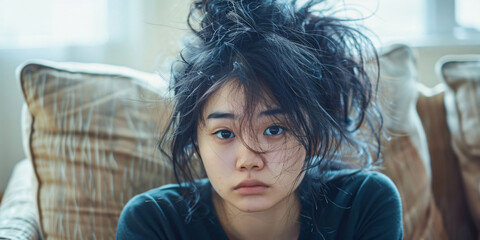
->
xmin=19 ymin=60 xmax=176 ymax=239
xmin=417 ymin=87 xmax=477 ymax=239
xmin=0 ymin=159 xmax=42 ymax=240
xmin=377 ymin=44 xmax=447 ymax=239
xmin=22 ymin=103 xmax=33 ymax=160
xmin=438 ymin=55 xmax=480 ymax=234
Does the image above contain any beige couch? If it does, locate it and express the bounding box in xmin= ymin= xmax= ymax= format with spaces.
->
xmin=0 ymin=44 xmax=479 ymax=239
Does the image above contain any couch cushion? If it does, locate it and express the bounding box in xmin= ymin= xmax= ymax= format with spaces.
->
xmin=417 ymin=88 xmax=477 ymax=239
xmin=377 ymin=44 xmax=431 ymax=176
xmin=377 ymin=44 xmax=447 ymax=239
xmin=22 ymin=103 xmax=32 ymax=161
xmin=0 ymin=159 xmax=41 ymax=240
xmin=438 ymin=55 xmax=480 ymax=234
xmin=18 ymin=60 xmax=176 ymax=239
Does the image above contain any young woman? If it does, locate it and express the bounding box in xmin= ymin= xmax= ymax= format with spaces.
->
xmin=117 ymin=0 xmax=403 ymax=239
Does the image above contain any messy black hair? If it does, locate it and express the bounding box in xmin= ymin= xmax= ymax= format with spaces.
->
xmin=159 ymin=0 xmax=382 ymax=230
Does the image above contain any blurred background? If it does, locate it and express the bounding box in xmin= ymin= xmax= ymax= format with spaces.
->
xmin=0 ymin=0 xmax=479 ymax=194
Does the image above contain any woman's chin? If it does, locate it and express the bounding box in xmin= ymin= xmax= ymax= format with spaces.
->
xmin=231 ymin=197 xmax=275 ymax=213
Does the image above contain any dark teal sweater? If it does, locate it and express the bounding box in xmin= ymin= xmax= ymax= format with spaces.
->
xmin=117 ymin=172 xmax=402 ymax=239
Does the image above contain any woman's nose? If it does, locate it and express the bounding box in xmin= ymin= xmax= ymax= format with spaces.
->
xmin=235 ymin=142 xmax=265 ymax=171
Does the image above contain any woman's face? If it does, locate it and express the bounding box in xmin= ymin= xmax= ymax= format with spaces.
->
xmin=197 ymin=81 xmax=306 ymax=213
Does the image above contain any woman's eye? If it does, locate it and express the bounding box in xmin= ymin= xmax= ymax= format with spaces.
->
xmin=264 ymin=126 xmax=284 ymax=136
xmin=214 ymin=130 xmax=235 ymax=139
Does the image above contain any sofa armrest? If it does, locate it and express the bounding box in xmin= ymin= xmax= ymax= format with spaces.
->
xmin=0 ymin=159 xmax=42 ymax=240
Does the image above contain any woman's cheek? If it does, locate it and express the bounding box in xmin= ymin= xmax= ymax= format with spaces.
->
xmin=276 ymin=147 xmax=305 ymax=175
xmin=202 ymin=143 xmax=236 ymax=171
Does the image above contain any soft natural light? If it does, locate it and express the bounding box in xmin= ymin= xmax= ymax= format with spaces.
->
xmin=456 ymin=0 xmax=480 ymax=30
xmin=296 ymin=0 xmax=426 ymax=44
xmin=0 ymin=0 xmax=109 ymax=49
xmin=336 ymin=0 xmax=425 ymax=43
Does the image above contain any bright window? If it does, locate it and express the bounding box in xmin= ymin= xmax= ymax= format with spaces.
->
xmin=337 ymin=0 xmax=426 ymax=43
xmin=456 ymin=0 xmax=480 ymax=30
xmin=0 ymin=0 xmax=108 ymax=49
xmin=325 ymin=0 xmax=479 ymax=45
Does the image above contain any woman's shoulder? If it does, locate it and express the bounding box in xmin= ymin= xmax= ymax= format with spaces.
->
xmin=300 ymin=171 xmax=403 ymax=239
xmin=343 ymin=171 xmax=403 ymax=238
xmin=126 ymin=178 xmax=211 ymax=210
xmin=339 ymin=171 xmax=399 ymax=196
xmin=117 ymin=179 xmax=214 ymax=239
xmin=323 ymin=171 xmax=401 ymax=212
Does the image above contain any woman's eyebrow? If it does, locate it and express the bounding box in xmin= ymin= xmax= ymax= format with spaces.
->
xmin=206 ymin=108 xmax=283 ymax=120
xmin=259 ymin=108 xmax=284 ymax=117
xmin=206 ymin=112 xmax=235 ymax=120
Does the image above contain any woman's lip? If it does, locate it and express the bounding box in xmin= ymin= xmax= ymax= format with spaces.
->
xmin=234 ymin=180 xmax=268 ymax=190
xmin=234 ymin=180 xmax=269 ymax=195
xmin=235 ymin=185 xmax=268 ymax=195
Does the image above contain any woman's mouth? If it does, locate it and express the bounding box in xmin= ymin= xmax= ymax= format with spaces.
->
xmin=234 ymin=180 xmax=269 ymax=195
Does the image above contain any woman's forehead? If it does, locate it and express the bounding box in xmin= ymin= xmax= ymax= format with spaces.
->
xmin=202 ymin=80 xmax=279 ymax=118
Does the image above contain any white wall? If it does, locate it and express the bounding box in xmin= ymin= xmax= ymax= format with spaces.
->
xmin=0 ymin=0 xmax=190 ymax=192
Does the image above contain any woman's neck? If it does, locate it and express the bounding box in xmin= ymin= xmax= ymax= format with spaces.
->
xmin=212 ymin=191 xmax=302 ymax=240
